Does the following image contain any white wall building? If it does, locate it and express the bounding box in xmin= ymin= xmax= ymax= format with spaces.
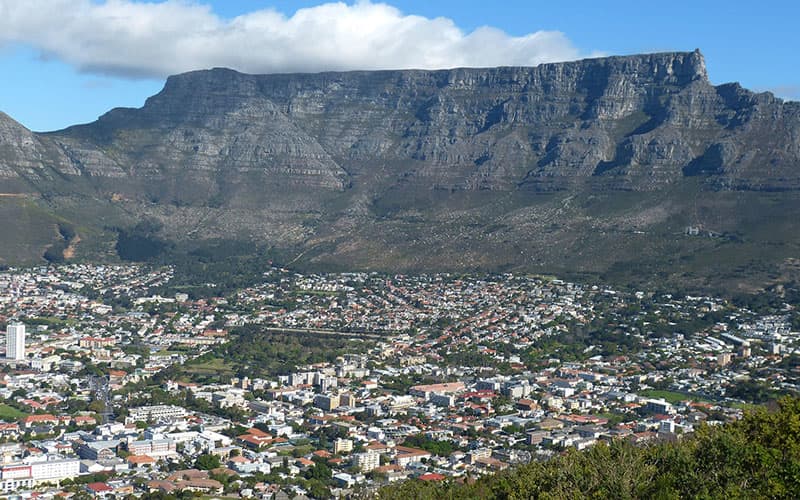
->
xmin=0 ymin=457 xmax=80 ymax=491
xmin=127 ymin=405 xmax=187 ymax=423
xmin=6 ymin=324 xmax=25 ymax=361
xmin=353 ymin=451 xmax=380 ymax=472
xmin=334 ymin=438 xmax=354 ymax=454
xmin=31 ymin=355 xmax=61 ymax=372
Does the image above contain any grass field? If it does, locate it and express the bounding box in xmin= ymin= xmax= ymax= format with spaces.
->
xmin=638 ymin=389 xmax=712 ymax=404
xmin=180 ymin=358 xmax=234 ymax=376
xmin=727 ymin=401 xmax=762 ymax=411
xmin=0 ymin=404 xmax=27 ymax=421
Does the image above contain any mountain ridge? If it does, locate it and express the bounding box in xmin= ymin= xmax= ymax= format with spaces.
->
xmin=1 ymin=50 xmax=800 ymax=292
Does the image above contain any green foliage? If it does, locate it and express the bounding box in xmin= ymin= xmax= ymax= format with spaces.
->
xmin=115 ymin=221 xmax=169 ymax=262
xmin=66 ymin=472 xmax=112 ymax=485
xmin=403 ymin=434 xmax=459 ymax=457
xmin=305 ymin=460 xmax=332 ymax=481
xmin=195 ymin=453 xmax=221 ymax=470
xmin=165 ymin=326 xmax=373 ymax=380
xmin=0 ymin=403 xmax=27 ymax=421
xmin=150 ymin=242 xmax=278 ymax=298
xmin=379 ymin=397 xmax=800 ymax=499
xmin=727 ymin=379 xmax=785 ymax=404
xmin=306 ymin=479 xmax=332 ymax=499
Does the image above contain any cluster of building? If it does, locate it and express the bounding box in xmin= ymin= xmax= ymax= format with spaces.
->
xmin=0 ymin=264 xmax=798 ymax=498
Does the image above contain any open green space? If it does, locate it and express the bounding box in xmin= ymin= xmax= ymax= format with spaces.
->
xmin=638 ymin=389 xmax=712 ymax=404
xmin=179 ymin=358 xmax=235 ymax=376
xmin=161 ymin=325 xmax=375 ymax=383
xmin=0 ymin=404 xmax=27 ymax=421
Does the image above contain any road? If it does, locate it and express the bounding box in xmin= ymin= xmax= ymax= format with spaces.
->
xmin=258 ymin=326 xmax=390 ymax=340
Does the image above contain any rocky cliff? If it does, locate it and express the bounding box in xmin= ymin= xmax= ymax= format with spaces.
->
xmin=1 ymin=50 xmax=799 ymax=290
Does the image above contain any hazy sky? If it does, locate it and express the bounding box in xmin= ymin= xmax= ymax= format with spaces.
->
xmin=1 ymin=0 xmax=798 ymax=131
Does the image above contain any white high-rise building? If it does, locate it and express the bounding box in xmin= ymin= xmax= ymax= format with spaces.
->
xmin=6 ymin=324 xmax=25 ymax=361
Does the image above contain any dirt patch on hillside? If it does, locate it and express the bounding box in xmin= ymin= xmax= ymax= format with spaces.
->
xmin=63 ymin=234 xmax=81 ymax=259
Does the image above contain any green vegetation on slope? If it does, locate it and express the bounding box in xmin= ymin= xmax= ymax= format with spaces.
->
xmin=161 ymin=326 xmax=375 ymax=383
xmin=378 ymin=397 xmax=800 ymax=499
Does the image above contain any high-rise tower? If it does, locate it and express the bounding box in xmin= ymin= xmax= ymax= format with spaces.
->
xmin=6 ymin=324 xmax=25 ymax=361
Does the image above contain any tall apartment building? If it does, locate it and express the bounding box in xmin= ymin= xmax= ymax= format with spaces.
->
xmin=334 ymin=438 xmax=353 ymax=454
xmin=6 ymin=324 xmax=25 ymax=361
xmin=313 ymin=394 xmax=340 ymax=411
xmin=353 ymin=451 xmax=380 ymax=472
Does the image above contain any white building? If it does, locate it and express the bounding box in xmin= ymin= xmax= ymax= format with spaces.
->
xmin=6 ymin=324 xmax=25 ymax=361
xmin=353 ymin=451 xmax=380 ymax=472
xmin=127 ymin=405 xmax=187 ymax=423
xmin=31 ymin=458 xmax=81 ymax=483
xmin=353 ymin=451 xmax=381 ymax=472
xmin=127 ymin=439 xmax=177 ymax=458
xmin=334 ymin=438 xmax=353 ymax=454
xmin=0 ymin=457 xmax=80 ymax=491
xmin=644 ymin=399 xmax=675 ymax=415
xmin=31 ymin=355 xmax=61 ymax=372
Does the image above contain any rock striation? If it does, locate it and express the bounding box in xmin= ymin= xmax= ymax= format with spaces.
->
xmin=1 ymin=50 xmax=799 ymax=288
xmin=33 ymin=49 xmax=799 ymax=193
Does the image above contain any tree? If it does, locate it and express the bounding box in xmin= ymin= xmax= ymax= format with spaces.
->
xmin=305 ymin=460 xmax=332 ymax=481
xmin=195 ymin=453 xmax=221 ymax=470
xmin=306 ymin=479 xmax=332 ymax=499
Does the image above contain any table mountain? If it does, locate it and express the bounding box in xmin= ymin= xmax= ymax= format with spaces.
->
xmin=1 ymin=50 xmax=799 ymax=291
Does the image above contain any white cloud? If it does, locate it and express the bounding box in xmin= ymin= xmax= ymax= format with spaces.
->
xmin=0 ymin=0 xmax=589 ymax=78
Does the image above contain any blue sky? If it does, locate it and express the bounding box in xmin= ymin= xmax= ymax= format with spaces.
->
xmin=1 ymin=0 xmax=798 ymax=132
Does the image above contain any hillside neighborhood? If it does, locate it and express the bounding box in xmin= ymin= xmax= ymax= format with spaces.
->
xmin=0 ymin=264 xmax=798 ymax=498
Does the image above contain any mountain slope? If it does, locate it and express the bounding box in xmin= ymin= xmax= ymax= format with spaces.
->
xmin=1 ymin=50 xmax=799 ymax=291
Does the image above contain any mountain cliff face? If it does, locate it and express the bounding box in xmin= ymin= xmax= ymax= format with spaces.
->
xmin=1 ymin=50 xmax=800 ymax=290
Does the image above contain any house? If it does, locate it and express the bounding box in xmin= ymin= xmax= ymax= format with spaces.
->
xmin=0 ymin=423 xmax=20 ymax=437
xmin=175 ymin=478 xmax=223 ymax=494
xmin=127 ymin=455 xmax=156 ymax=468
xmin=85 ymin=482 xmax=113 ymax=497
xmin=21 ymin=414 xmax=58 ymax=429
xmin=333 ymin=472 xmax=355 ymax=488
xmin=147 ymin=480 xmax=177 ymax=494
xmin=516 ymin=399 xmax=539 ymax=412
xmin=474 ymin=456 xmax=509 ymax=471
xmin=166 ymin=469 xmax=208 ymax=482
xmin=74 ymin=416 xmax=97 ymax=427
xmin=237 ymin=431 xmax=277 ymax=451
